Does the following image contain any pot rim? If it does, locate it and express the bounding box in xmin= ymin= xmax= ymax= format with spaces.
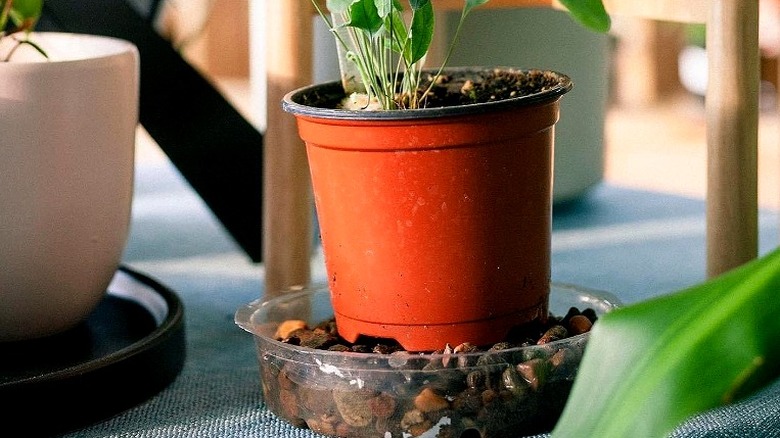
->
xmin=282 ymin=67 xmax=572 ymax=121
xmin=0 ymin=32 xmax=138 ymax=66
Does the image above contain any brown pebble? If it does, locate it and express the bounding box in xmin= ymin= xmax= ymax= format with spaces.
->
xmin=408 ymin=421 xmax=435 ymax=437
xmin=279 ymin=389 xmax=299 ymax=419
xmin=454 ymin=342 xmax=478 ymax=354
xmin=373 ymin=343 xmax=401 ymax=354
xmin=350 ymin=344 xmax=372 ymax=353
xmin=517 ymin=358 xmax=550 ymax=391
xmin=481 ymin=388 xmax=498 ymax=405
xmin=466 ymin=370 xmax=487 ymax=389
xmin=299 ymin=387 xmax=334 ymax=414
xmin=537 ymin=325 xmax=568 ymax=345
xmin=455 ymin=342 xmax=480 ymax=368
xmin=314 ymin=318 xmax=338 ymax=335
xmin=388 ymin=351 xmax=411 ymax=368
xmin=299 ymin=330 xmax=338 ymax=349
xmin=369 ymin=392 xmax=397 ymax=419
xmin=401 ymin=409 xmax=426 ymax=429
xmin=489 ymin=342 xmax=513 ymax=351
xmin=502 ymin=366 xmax=529 ymax=396
xmin=333 ymin=390 xmax=375 ymax=428
xmin=452 ymin=388 xmax=483 ymax=414
xmin=441 ymin=343 xmax=454 ymax=368
xmin=335 ymin=422 xmax=353 ymax=437
xmin=568 ymin=314 xmax=593 ymax=335
xmin=549 ymin=348 xmax=571 ymax=368
xmin=305 ymin=418 xmax=336 ymax=436
xmin=550 ymin=348 xmax=579 ymax=378
xmin=275 ymin=319 xmax=308 ymax=340
xmin=414 ymin=387 xmax=450 ymax=412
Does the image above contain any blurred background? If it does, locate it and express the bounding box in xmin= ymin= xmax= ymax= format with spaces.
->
xmin=138 ymin=0 xmax=780 ymax=210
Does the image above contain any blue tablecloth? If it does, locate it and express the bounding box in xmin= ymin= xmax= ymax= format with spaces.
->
xmin=64 ymin=160 xmax=780 ymax=437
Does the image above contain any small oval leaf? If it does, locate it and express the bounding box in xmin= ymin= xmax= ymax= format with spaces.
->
xmin=558 ymin=0 xmax=611 ymax=33
xmin=347 ymin=0 xmax=383 ymax=33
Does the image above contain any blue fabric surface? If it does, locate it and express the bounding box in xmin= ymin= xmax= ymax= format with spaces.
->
xmin=64 ymin=159 xmax=780 ymax=437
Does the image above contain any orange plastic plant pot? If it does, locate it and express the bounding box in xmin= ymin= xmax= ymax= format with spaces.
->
xmin=284 ymin=69 xmax=571 ymax=351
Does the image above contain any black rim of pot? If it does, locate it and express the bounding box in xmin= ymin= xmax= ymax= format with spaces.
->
xmin=282 ymin=67 xmax=573 ymax=121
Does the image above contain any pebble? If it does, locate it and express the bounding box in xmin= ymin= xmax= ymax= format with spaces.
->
xmin=388 ymin=351 xmax=411 ymax=368
xmin=568 ymin=314 xmax=593 ymax=335
xmin=452 ymin=388 xmax=483 ymax=414
xmin=401 ymin=409 xmax=426 ymax=429
xmin=369 ymin=392 xmax=397 ymax=419
xmin=278 ymin=389 xmax=299 ymax=418
xmin=516 ymin=358 xmax=549 ymax=391
xmin=275 ymin=319 xmax=307 ymax=340
xmin=299 ymin=330 xmax=339 ymax=350
xmin=455 ymin=342 xmax=480 ymax=368
xmin=264 ymin=306 xmax=600 ymax=437
xmin=537 ymin=325 xmax=568 ymax=345
xmin=327 ymin=344 xmax=351 ymax=352
xmin=466 ymin=370 xmax=487 ymax=389
xmin=333 ymin=390 xmax=375 ymax=428
xmin=414 ymin=387 xmax=450 ymax=412
xmin=502 ymin=366 xmax=530 ymax=396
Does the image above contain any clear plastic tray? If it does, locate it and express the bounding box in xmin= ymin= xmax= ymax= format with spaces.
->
xmin=236 ymin=283 xmax=619 ymax=437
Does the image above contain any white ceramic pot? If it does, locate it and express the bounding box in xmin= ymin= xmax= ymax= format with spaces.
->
xmin=0 ymin=33 xmax=139 ymax=341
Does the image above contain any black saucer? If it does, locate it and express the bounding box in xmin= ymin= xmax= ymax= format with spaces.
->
xmin=0 ymin=266 xmax=186 ymax=437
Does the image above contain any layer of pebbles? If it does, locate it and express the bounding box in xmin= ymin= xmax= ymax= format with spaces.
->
xmin=259 ymin=307 xmax=597 ymax=438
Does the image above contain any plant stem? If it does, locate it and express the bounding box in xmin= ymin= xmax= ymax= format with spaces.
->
xmin=419 ymin=7 xmax=470 ymax=106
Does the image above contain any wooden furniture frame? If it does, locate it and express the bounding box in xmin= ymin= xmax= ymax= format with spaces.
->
xmin=263 ymin=0 xmax=758 ymax=294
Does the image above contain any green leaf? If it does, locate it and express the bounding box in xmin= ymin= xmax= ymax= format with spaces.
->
xmin=552 ymin=247 xmax=780 ymax=438
xmin=464 ymin=0 xmax=489 ymax=16
xmin=327 ymin=0 xmax=357 ymax=14
xmin=374 ymin=0 xmax=393 ymax=18
xmin=385 ymin=9 xmax=409 ymax=56
xmin=13 ymin=0 xmax=43 ymax=16
xmin=409 ymin=0 xmax=430 ymax=10
xmin=558 ymin=0 xmax=611 ymax=33
xmin=408 ymin=0 xmax=433 ymax=64
xmin=347 ymin=0 xmax=383 ymax=34
xmin=6 ymin=0 xmax=43 ymax=29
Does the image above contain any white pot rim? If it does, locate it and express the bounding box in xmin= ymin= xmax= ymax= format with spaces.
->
xmin=1 ymin=31 xmax=138 ymax=65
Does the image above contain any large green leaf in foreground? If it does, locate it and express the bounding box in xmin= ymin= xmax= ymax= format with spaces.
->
xmin=552 ymin=247 xmax=780 ymax=437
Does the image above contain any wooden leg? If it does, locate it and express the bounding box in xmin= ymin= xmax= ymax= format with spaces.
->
xmin=611 ymin=17 xmax=686 ymax=107
xmin=705 ymin=0 xmax=759 ymax=277
xmin=263 ymin=0 xmax=314 ymax=295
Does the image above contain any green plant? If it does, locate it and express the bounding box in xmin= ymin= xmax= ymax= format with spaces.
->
xmin=1 ymin=0 xmax=45 ymax=61
xmin=552 ymin=247 xmax=780 ymax=437
xmin=312 ymin=0 xmax=609 ymax=110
